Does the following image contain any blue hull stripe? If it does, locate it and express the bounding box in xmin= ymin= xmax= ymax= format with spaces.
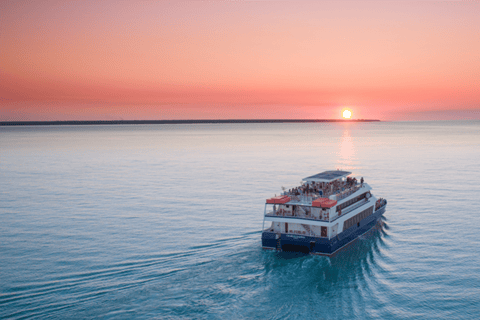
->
xmin=262 ymin=206 xmax=386 ymax=255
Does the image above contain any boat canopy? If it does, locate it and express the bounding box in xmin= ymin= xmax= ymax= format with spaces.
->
xmin=303 ymin=170 xmax=351 ymax=183
xmin=266 ymin=195 xmax=291 ymax=204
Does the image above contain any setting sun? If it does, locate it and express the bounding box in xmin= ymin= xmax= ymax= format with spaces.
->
xmin=342 ymin=109 xmax=352 ymax=119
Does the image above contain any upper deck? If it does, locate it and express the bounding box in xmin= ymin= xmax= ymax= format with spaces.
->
xmin=274 ymin=170 xmax=364 ymax=202
xmin=265 ymin=183 xmax=372 ymax=222
xmin=264 ymin=171 xmax=372 ymax=223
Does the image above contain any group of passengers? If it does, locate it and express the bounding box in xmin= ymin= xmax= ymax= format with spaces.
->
xmin=286 ymin=176 xmax=363 ymax=197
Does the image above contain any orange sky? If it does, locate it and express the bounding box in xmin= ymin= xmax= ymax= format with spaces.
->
xmin=1 ymin=1 xmax=479 ymax=121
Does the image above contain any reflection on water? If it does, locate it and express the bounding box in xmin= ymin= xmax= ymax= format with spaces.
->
xmin=337 ymin=126 xmax=357 ymax=170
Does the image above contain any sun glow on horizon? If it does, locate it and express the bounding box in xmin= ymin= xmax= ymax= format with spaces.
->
xmin=342 ymin=109 xmax=352 ymax=119
xmin=1 ymin=1 xmax=479 ymax=122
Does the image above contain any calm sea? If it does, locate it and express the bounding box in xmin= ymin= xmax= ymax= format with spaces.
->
xmin=1 ymin=121 xmax=480 ymax=319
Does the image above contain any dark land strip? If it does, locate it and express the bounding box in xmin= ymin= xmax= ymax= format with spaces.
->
xmin=0 ymin=119 xmax=380 ymax=126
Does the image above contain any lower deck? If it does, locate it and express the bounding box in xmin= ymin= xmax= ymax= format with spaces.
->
xmin=262 ymin=205 xmax=386 ymax=255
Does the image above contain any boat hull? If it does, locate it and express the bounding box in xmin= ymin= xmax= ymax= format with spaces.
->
xmin=262 ymin=205 xmax=386 ymax=255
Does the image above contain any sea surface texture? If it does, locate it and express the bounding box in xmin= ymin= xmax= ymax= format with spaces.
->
xmin=1 ymin=121 xmax=480 ymax=319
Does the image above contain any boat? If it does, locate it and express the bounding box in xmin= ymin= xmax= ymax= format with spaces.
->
xmin=261 ymin=170 xmax=387 ymax=255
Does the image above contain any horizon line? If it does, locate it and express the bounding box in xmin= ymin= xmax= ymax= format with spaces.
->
xmin=0 ymin=119 xmax=380 ymax=126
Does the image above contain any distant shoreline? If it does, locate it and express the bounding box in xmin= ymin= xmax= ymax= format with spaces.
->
xmin=0 ymin=119 xmax=380 ymax=126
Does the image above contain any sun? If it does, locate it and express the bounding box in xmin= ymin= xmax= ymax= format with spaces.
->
xmin=342 ymin=109 xmax=352 ymax=119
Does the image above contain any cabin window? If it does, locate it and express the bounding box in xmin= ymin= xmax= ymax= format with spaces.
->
xmin=343 ymin=206 xmax=374 ymax=230
xmin=321 ymin=226 xmax=327 ymax=237
xmin=337 ymin=193 xmax=368 ymax=212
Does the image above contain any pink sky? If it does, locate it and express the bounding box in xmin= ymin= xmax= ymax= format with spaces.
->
xmin=1 ymin=0 xmax=479 ymax=121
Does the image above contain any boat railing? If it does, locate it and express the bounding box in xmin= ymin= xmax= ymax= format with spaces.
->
xmin=265 ymin=210 xmax=329 ymax=222
xmin=283 ymin=183 xmax=361 ymax=203
xmin=333 ymin=185 xmax=361 ymax=201
xmin=375 ymin=198 xmax=387 ymax=211
xmin=287 ymin=194 xmax=320 ymax=203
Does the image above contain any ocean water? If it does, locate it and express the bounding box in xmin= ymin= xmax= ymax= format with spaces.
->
xmin=1 ymin=121 xmax=480 ymax=319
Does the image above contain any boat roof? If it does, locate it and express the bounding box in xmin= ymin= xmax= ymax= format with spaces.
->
xmin=303 ymin=170 xmax=352 ymax=183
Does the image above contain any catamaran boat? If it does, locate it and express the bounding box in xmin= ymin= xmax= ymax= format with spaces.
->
xmin=262 ymin=170 xmax=387 ymax=255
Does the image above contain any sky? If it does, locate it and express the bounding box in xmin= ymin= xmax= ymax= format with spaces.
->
xmin=1 ymin=0 xmax=479 ymax=121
